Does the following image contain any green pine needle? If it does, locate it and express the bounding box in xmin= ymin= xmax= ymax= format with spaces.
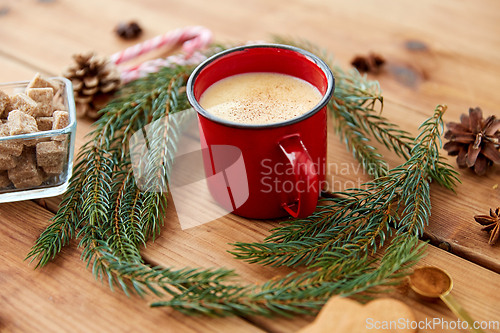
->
xmin=273 ymin=36 xmax=414 ymax=178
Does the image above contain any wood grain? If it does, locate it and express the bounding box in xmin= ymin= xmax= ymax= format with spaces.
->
xmin=3 ymin=197 xmax=498 ymax=333
xmin=0 ymin=0 xmax=499 ymax=332
xmin=0 ymin=200 xmax=266 ymax=333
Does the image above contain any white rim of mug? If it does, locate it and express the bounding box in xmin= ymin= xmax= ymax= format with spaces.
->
xmin=186 ymin=43 xmax=335 ymax=129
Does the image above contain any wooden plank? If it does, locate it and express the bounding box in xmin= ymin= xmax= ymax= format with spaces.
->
xmin=34 ymin=93 xmax=500 ymax=332
xmin=2 ymin=197 xmax=495 ymax=333
xmin=0 ymin=53 xmax=44 ymax=83
xmin=1 ymin=175 xmax=498 ymax=333
xmin=246 ymin=246 xmax=500 ymax=333
xmin=0 ymin=200 xmax=267 ymax=333
xmin=424 ymin=176 xmax=500 ymax=273
xmin=2 ymin=95 xmax=497 ymax=332
xmin=0 ymin=0 xmax=499 ymax=332
xmin=0 ymin=0 xmax=499 ymax=114
xmin=1 ymin=0 xmax=499 ymax=273
xmin=137 ymin=110 xmax=500 ymax=332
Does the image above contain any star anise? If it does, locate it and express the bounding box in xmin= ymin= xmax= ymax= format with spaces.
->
xmin=351 ymin=53 xmax=386 ymax=74
xmin=443 ymin=107 xmax=500 ymax=175
xmin=474 ymin=208 xmax=500 ymax=245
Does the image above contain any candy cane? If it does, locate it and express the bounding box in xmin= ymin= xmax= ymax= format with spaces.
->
xmin=110 ymin=28 xmax=263 ymax=84
xmin=110 ymin=26 xmax=213 ymax=65
xmin=119 ymin=50 xmax=212 ymax=83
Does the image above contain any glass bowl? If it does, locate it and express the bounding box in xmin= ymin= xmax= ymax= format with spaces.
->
xmin=0 ymin=77 xmax=76 ymax=203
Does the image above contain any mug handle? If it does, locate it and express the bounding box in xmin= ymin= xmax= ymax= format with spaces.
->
xmin=278 ymin=134 xmax=319 ymax=218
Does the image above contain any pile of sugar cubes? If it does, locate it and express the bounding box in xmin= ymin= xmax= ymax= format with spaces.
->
xmin=0 ymin=73 xmax=70 ymax=190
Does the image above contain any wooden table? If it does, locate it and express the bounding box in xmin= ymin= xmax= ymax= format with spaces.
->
xmin=1 ymin=0 xmax=500 ymax=332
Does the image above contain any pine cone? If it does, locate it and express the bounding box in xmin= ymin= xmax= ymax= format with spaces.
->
xmin=443 ymin=107 xmax=500 ymax=175
xmin=115 ymin=21 xmax=143 ymax=40
xmin=63 ymin=52 xmax=121 ymax=119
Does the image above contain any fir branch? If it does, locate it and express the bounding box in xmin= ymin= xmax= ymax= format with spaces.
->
xmin=25 ymin=165 xmax=85 ymax=267
xmin=332 ymin=68 xmax=413 ymax=159
xmin=163 ymin=106 xmax=453 ymax=316
xmin=273 ymin=36 xmax=414 ymax=176
xmin=26 ymin=42 xmax=459 ymax=319
xmin=35 ymin=62 xmax=237 ymax=299
xmin=230 ymin=105 xmax=458 ymax=268
xmin=26 ymin=63 xmax=197 ymax=268
xmin=138 ymin=192 xmax=167 ymax=243
xmin=90 ymin=243 xmax=239 ymax=298
xmin=153 ymin=236 xmax=426 ymax=317
xmin=329 ymin=99 xmax=389 ymax=178
xmin=106 ymin=170 xmax=143 ymax=263
xmin=78 ymin=68 xmax=193 ymax=285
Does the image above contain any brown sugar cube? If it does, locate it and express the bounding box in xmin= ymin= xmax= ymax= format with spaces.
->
xmin=0 ymin=123 xmax=11 ymax=135
xmin=0 ymin=153 xmax=18 ymax=170
xmin=36 ymin=141 xmax=66 ymax=167
xmin=10 ymin=93 xmax=39 ymax=117
xmin=43 ymin=163 xmax=64 ymax=176
xmin=52 ymin=111 xmax=69 ymax=141
xmin=11 ymin=168 xmax=45 ymax=189
xmin=0 ymin=171 xmax=11 ymax=188
xmin=27 ymin=72 xmax=60 ymax=92
xmin=27 ymin=88 xmax=54 ymax=117
xmin=23 ymin=138 xmax=42 ymax=147
xmin=0 ymin=90 xmax=10 ymax=118
xmin=0 ymin=141 xmax=24 ymax=156
xmin=36 ymin=117 xmax=53 ymax=131
xmin=52 ymin=111 xmax=69 ymax=129
xmin=22 ymin=135 xmax=50 ymax=148
xmin=8 ymin=149 xmax=38 ymax=183
xmin=0 ymin=123 xmax=23 ymax=156
xmin=8 ymin=110 xmax=38 ymax=136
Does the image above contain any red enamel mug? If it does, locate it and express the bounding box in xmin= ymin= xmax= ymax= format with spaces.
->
xmin=186 ymin=44 xmax=334 ymax=219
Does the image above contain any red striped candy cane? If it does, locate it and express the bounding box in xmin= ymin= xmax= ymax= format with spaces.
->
xmin=109 ymin=26 xmax=213 ymax=83
xmin=119 ymin=50 xmax=212 ymax=83
xmin=110 ymin=26 xmax=212 ymax=65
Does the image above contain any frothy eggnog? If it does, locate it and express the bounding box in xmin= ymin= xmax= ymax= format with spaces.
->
xmin=199 ymin=72 xmax=322 ymax=125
